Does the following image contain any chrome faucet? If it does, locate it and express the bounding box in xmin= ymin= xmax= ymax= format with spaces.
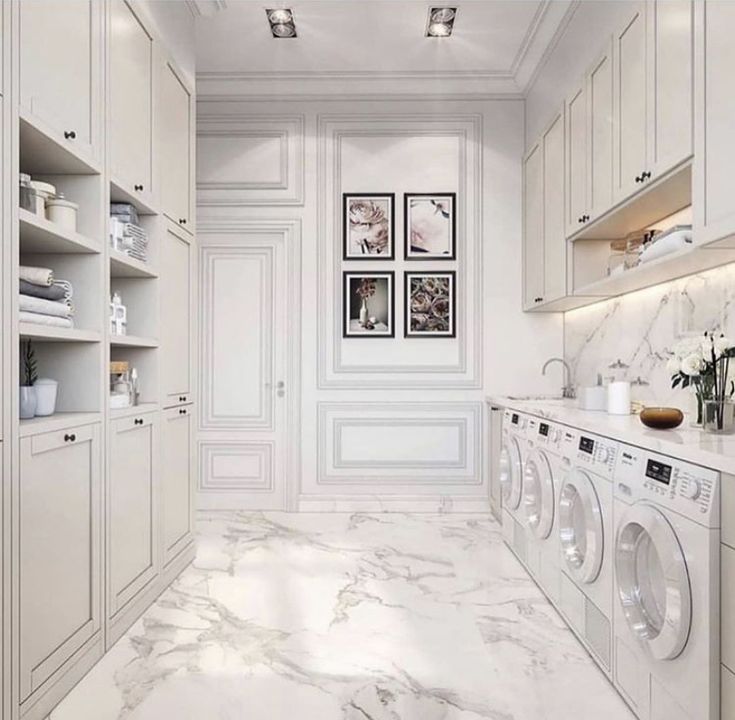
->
xmin=542 ymin=357 xmax=576 ymax=399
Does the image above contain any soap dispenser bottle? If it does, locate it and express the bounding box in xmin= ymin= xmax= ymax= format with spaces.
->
xmin=607 ymin=359 xmax=631 ymax=415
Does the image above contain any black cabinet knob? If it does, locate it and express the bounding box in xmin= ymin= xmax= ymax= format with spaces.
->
xmin=642 ymin=171 xmax=652 ymax=180
xmin=64 ymin=130 xmax=76 ymax=140
xmin=179 ymin=409 xmax=187 ymax=415
xmin=134 ymin=418 xmax=144 ymax=425
xmin=635 ymin=175 xmax=642 ymax=183
xmin=64 ymin=433 xmax=76 ymax=442
xmin=179 ymin=218 xmax=187 ymax=225
xmin=134 ymin=184 xmax=144 ymax=192
xmin=534 ymin=297 xmax=543 ymax=303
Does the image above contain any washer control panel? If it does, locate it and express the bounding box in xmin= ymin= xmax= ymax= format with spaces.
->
xmin=567 ymin=430 xmax=618 ymax=480
xmin=533 ymin=419 xmax=563 ymax=454
xmin=615 ymin=443 xmax=720 ymax=526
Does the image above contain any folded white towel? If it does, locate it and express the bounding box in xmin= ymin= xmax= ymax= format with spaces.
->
xmin=19 ymin=294 xmax=74 ymax=318
xmin=19 ymin=265 xmax=54 ymax=287
xmin=19 ymin=311 xmax=73 ymax=329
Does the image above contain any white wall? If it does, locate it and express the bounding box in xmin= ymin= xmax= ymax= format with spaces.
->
xmin=525 ymin=0 xmax=636 ymax=146
xmin=195 ymin=88 xmax=562 ymax=511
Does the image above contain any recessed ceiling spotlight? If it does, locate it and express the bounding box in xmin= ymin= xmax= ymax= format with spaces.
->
xmin=266 ymin=8 xmax=297 ymax=38
xmin=426 ymin=7 xmax=457 ymax=37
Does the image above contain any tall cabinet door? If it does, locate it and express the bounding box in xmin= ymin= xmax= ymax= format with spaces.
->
xmin=565 ymin=82 xmax=588 ymax=236
xmin=161 ymin=222 xmax=192 ymax=406
xmin=543 ymin=110 xmax=566 ymax=303
xmin=647 ymin=0 xmax=693 ymax=180
xmin=158 ymin=60 xmax=193 ymax=230
xmin=18 ymin=424 xmax=101 ymax=703
xmin=110 ymin=0 xmax=154 ymax=199
xmin=588 ymin=41 xmax=615 ymax=221
xmin=108 ymin=413 xmax=158 ymax=619
xmin=19 ymin=0 xmax=101 ymax=158
xmin=613 ymin=5 xmax=648 ymax=203
xmin=162 ymin=406 xmax=194 ymax=567
xmin=523 ymin=142 xmax=544 ymax=309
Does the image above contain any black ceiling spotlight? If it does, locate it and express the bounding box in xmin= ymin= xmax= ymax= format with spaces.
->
xmin=426 ymin=7 xmax=457 ymax=37
xmin=266 ymin=8 xmax=297 ymax=38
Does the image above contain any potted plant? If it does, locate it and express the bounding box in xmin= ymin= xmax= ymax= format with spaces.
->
xmin=20 ymin=340 xmax=37 ymax=419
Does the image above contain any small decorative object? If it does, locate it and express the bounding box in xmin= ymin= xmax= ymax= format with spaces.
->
xmin=19 ymin=340 xmax=37 ymax=419
xmin=343 ymin=272 xmax=394 ymax=338
xmin=46 ymin=194 xmax=79 ymax=232
xmin=343 ymin=194 xmax=394 ymax=259
xmin=110 ymin=360 xmax=132 ymax=408
xmin=404 ymin=271 xmax=456 ymax=338
xmin=640 ymin=407 xmax=684 ymax=430
xmin=404 ymin=193 xmax=456 ymax=259
xmin=669 ymin=331 xmax=735 ymax=432
xmin=34 ymin=378 xmax=58 ymax=417
xmin=110 ymin=291 xmax=127 ymax=336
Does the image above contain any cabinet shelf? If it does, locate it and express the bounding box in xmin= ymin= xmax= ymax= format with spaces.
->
xmin=109 ymin=251 xmax=158 ymax=279
xmin=20 ymin=110 xmax=101 ymax=176
xmin=19 ymin=412 xmax=102 ymax=438
xmin=19 ymin=324 xmax=102 ymax=343
xmin=109 ymin=335 xmax=158 ymax=348
xmin=19 ymin=209 xmax=102 ymax=254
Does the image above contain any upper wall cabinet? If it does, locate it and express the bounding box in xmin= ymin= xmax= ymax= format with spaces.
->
xmin=158 ymin=59 xmax=193 ymax=231
xmin=19 ymin=0 xmax=102 ymax=160
xmin=693 ymin=0 xmax=735 ymax=247
xmin=612 ymin=1 xmax=693 ymax=204
xmin=110 ymin=0 xmax=154 ymax=203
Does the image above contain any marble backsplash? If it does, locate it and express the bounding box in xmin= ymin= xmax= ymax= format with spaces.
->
xmin=564 ymin=262 xmax=735 ymax=407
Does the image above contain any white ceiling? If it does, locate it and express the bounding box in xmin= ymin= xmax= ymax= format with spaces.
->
xmin=194 ymin=0 xmax=574 ymax=94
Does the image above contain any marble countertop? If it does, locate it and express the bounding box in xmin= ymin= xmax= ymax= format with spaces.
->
xmin=487 ymin=395 xmax=735 ymax=476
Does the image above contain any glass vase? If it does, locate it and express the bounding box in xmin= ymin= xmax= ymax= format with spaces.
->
xmin=689 ymin=391 xmax=704 ymax=428
xmin=703 ymin=399 xmax=735 ymax=434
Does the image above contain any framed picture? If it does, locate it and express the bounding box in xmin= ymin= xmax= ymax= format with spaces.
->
xmin=343 ymin=271 xmax=395 ymax=338
xmin=404 ymin=271 xmax=456 ymax=338
xmin=343 ymin=193 xmax=395 ymax=260
xmin=404 ymin=193 xmax=456 ymax=260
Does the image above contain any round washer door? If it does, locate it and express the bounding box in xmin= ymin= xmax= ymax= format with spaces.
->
xmin=614 ymin=503 xmax=692 ymax=660
xmin=523 ymin=449 xmax=554 ymax=539
xmin=499 ymin=435 xmax=523 ymax=510
xmin=559 ymin=468 xmax=604 ymax=584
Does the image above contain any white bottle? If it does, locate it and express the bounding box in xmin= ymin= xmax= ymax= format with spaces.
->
xmin=607 ymin=380 xmax=631 ymax=415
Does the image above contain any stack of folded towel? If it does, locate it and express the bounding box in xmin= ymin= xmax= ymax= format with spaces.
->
xmin=19 ymin=266 xmax=75 ymax=329
xmin=109 ymin=203 xmax=148 ymax=263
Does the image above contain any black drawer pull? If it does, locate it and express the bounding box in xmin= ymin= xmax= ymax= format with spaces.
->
xmin=179 ymin=409 xmax=187 ymax=415
xmin=179 ymin=218 xmax=187 ymax=225
xmin=134 ymin=184 xmax=144 ymax=192
xmin=64 ymin=130 xmax=76 ymax=140
xmin=64 ymin=433 xmax=76 ymax=442
xmin=134 ymin=418 xmax=144 ymax=426
xmin=179 ymin=396 xmax=186 ymax=402
xmin=534 ymin=297 xmax=543 ymax=303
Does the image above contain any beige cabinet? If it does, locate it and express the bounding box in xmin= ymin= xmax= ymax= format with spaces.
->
xmin=18 ymin=424 xmax=102 ymax=703
xmin=162 ymin=406 xmax=194 ymax=567
xmin=524 ymin=108 xmax=567 ymax=310
xmin=110 ymin=0 xmax=154 ymax=200
xmin=694 ymin=0 xmax=735 ymax=247
xmin=565 ymin=81 xmax=588 ymax=236
xmin=158 ymin=59 xmax=193 ymax=231
xmin=161 ymin=222 xmax=193 ymax=406
xmin=724 ymin=665 xmax=735 ymax=720
xmin=613 ymin=1 xmax=693 ymax=204
xmin=108 ymin=413 xmax=158 ymax=619
xmin=19 ymin=0 xmax=102 ymax=159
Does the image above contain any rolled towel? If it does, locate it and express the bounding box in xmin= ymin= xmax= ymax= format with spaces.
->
xmin=19 ymin=279 xmax=68 ymax=302
xmin=19 ymin=311 xmax=73 ymax=329
xmin=53 ymin=280 xmax=73 ymax=301
xmin=19 ymin=294 xmax=74 ymax=318
xmin=19 ymin=265 xmax=54 ymax=287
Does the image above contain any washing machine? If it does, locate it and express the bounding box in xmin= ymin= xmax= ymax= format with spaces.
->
xmin=500 ymin=410 xmax=530 ymax=565
xmin=612 ymin=443 xmax=720 ymax=720
xmin=557 ymin=429 xmax=618 ymax=674
xmin=522 ymin=418 xmax=568 ymax=603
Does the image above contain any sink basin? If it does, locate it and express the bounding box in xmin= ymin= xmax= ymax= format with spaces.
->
xmin=504 ymin=395 xmax=564 ymax=402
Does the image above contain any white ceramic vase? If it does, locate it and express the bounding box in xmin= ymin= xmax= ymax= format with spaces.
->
xmin=34 ymin=378 xmax=58 ymax=417
xmin=19 ymin=386 xmax=36 ymax=419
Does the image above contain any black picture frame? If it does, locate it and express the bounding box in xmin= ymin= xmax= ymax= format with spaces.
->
xmin=343 ymin=271 xmax=396 ymax=338
xmin=404 ymin=192 xmax=457 ymax=261
xmin=404 ymin=270 xmax=457 ymax=338
xmin=343 ymin=193 xmax=396 ymax=261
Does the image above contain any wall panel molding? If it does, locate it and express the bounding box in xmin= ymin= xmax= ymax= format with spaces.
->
xmin=199 ymin=441 xmax=274 ymax=493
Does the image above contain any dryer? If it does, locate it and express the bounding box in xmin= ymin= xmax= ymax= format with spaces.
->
xmin=522 ymin=418 xmax=567 ymax=603
xmin=612 ymin=444 xmax=720 ymax=720
xmin=557 ymin=429 xmax=618 ymax=674
xmin=500 ymin=410 xmax=529 ymax=566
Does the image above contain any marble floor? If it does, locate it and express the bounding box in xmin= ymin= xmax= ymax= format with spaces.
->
xmin=51 ymin=512 xmax=635 ymax=720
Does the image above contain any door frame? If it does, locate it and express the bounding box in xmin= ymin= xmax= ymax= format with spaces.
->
xmin=197 ymin=218 xmax=302 ymax=510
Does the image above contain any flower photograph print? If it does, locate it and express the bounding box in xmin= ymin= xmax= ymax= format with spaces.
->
xmin=405 ymin=271 xmax=456 ymax=338
xmin=343 ymin=272 xmax=395 ymax=338
xmin=343 ymin=194 xmax=395 ymax=259
xmin=404 ymin=193 xmax=456 ymax=259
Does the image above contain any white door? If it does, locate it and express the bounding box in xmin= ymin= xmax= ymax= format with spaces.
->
xmin=559 ymin=469 xmax=604 ymax=583
xmin=523 ymin=449 xmax=555 ymax=539
xmin=199 ymin=231 xmax=290 ymax=509
xmin=615 ymin=502 xmax=691 ymax=659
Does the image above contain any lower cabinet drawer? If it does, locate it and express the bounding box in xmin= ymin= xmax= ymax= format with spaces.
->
xmin=18 ymin=423 xmax=102 ymax=702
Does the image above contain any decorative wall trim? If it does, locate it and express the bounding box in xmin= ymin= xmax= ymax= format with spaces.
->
xmin=199 ymin=442 xmax=274 ymax=493
xmin=196 ymin=115 xmax=305 ymax=206
xmin=316 ymin=402 xmax=482 ymax=486
xmin=316 ymin=114 xmax=483 ymax=389
xmin=297 ymin=495 xmax=491 ymax=513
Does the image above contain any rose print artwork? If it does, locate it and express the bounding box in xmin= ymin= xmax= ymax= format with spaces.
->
xmin=404 ymin=193 xmax=456 ymax=259
xmin=343 ymin=194 xmax=395 ymax=259
xmin=405 ymin=272 xmax=456 ymax=338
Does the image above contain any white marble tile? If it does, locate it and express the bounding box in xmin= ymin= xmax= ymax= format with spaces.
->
xmin=50 ymin=512 xmax=634 ymax=720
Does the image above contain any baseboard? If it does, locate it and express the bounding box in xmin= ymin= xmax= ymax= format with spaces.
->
xmin=297 ymin=494 xmax=491 ymax=513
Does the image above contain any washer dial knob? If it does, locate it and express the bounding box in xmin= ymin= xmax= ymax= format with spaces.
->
xmin=683 ymin=478 xmax=701 ymax=500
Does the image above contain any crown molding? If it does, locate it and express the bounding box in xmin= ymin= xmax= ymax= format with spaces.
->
xmin=186 ymin=0 xmax=227 ymax=18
